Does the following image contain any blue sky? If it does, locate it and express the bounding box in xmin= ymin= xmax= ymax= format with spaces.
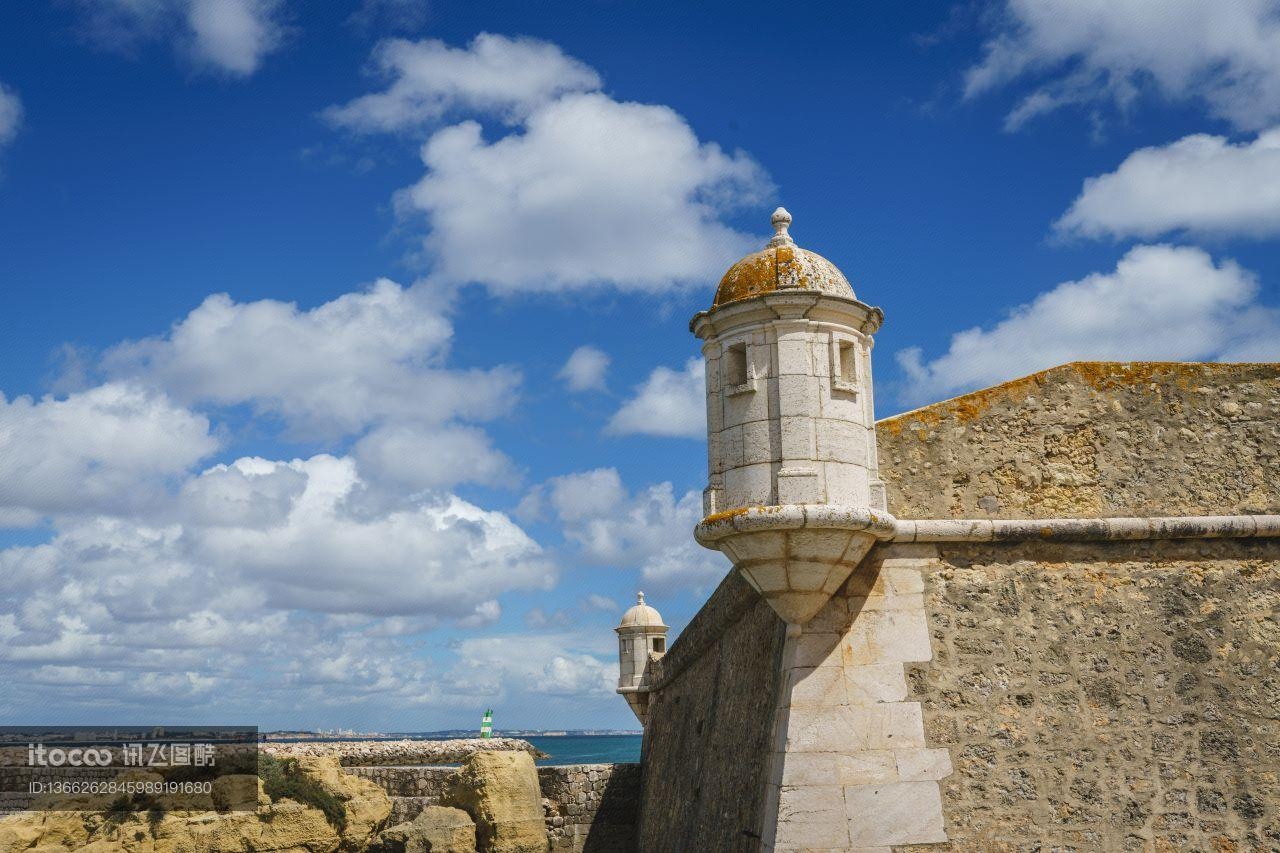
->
xmin=1 ymin=0 xmax=1279 ymax=730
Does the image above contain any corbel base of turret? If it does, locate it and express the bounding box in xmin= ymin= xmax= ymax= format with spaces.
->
xmin=694 ymin=504 xmax=897 ymax=627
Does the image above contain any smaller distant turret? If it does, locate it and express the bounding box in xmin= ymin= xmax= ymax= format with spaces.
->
xmin=615 ymin=592 xmax=668 ymax=726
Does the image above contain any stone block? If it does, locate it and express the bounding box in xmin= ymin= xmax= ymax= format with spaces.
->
xmin=777 ymin=467 xmax=822 ymax=504
xmin=788 ymin=559 xmax=840 ymax=592
xmin=806 ymin=596 xmax=851 ymax=633
xmin=788 ymin=528 xmax=852 ymax=562
xmin=724 ymin=462 xmax=774 ymax=508
xmin=851 ymin=592 xmax=925 ymax=612
xmin=818 ymin=375 xmax=862 ymax=421
xmin=884 ymin=566 xmax=926 ymax=594
xmin=816 ymin=418 xmax=866 ymax=463
xmin=823 ymin=461 xmax=871 ymax=505
xmin=742 ymin=419 xmax=775 ymax=465
xmin=844 ymin=609 xmax=933 ymax=665
xmin=844 ymin=780 xmax=947 ymax=847
xmin=780 ymin=415 xmax=816 ymax=460
xmin=792 ymin=630 xmax=843 ymax=668
xmin=788 ymin=665 xmax=850 ymax=710
xmin=845 ymin=663 xmax=910 ymax=705
xmin=718 ymin=530 xmax=786 ymax=564
xmin=779 ymin=751 xmax=840 ymax=786
xmin=723 ymin=377 xmax=769 ymax=426
xmin=778 ymin=374 xmax=820 ymax=418
xmin=835 ymin=750 xmax=897 ymax=785
xmin=810 ymin=339 xmax=832 ymax=377
xmin=775 ymin=784 xmax=852 ymax=849
xmin=743 ymin=563 xmax=789 ymax=593
xmin=719 ymin=425 xmax=744 ymax=468
xmin=788 ymin=703 xmax=924 ymax=753
xmin=895 ymin=748 xmax=954 ymax=782
xmin=776 ymin=336 xmax=814 ymax=376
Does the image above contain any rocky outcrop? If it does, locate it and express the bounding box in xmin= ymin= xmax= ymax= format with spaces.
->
xmin=372 ymin=805 xmax=476 ymax=853
xmin=444 ymin=751 xmax=548 ymax=853
xmin=0 ymin=756 xmax=392 ymax=853
xmin=290 ymin=755 xmax=393 ymax=850
xmin=262 ymin=739 xmax=545 ymax=767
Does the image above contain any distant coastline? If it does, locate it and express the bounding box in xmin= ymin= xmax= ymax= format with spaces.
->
xmin=262 ymin=728 xmax=641 ymax=741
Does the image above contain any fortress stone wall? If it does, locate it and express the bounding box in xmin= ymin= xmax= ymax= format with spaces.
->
xmin=633 ymin=362 xmax=1280 ymax=851
xmin=908 ymin=537 xmax=1280 ymax=851
xmin=638 ymin=570 xmax=787 ymax=850
xmin=879 ymin=362 xmax=1280 ymax=519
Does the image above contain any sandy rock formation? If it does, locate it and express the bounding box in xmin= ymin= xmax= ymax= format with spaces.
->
xmin=0 ymin=756 xmax=391 ymax=853
xmin=444 ymin=751 xmax=547 ymax=853
xmin=372 ymin=805 xmax=476 ymax=853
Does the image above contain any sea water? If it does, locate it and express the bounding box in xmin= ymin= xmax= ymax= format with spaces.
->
xmin=525 ymin=734 xmax=641 ymax=766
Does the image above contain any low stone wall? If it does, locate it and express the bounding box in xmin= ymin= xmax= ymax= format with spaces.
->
xmin=262 ymin=737 xmax=539 ymax=766
xmin=353 ymin=763 xmax=640 ymax=853
xmin=349 ymin=764 xmax=453 ymax=798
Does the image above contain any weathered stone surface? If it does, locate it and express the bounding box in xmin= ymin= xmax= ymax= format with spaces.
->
xmin=878 ymin=361 xmax=1280 ymax=519
xmin=292 ymin=755 xmax=393 ymax=850
xmin=907 ymin=537 xmax=1280 ymax=850
xmin=372 ymin=805 xmax=476 ymax=853
xmin=638 ymin=570 xmax=787 ymax=851
xmin=444 ymin=750 xmax=548 ymax=853
xmin=0 ymin=757 xmax=393 ymax=852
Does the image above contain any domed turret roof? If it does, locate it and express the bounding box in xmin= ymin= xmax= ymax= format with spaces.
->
xmin=712 ymin=208 xmax=855 ymax=309
xmin=617 ymin=592 xmax=667 ymax=630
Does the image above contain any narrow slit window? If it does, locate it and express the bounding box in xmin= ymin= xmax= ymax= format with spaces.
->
xmin=838 ymin=340 xmax=856 ymax=384
xmin=652 ymin=637 xmax=665 ymax=653
xmin=725 ymin=342 xmax=748 ymax=387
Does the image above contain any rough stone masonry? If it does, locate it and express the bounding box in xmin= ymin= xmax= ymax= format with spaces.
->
xmin=620 ymin=209 xmax=1280 ymax=852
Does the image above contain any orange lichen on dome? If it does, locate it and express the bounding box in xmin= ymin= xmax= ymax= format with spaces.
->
xmin=710 ymin=207 xmax=856 ymax=309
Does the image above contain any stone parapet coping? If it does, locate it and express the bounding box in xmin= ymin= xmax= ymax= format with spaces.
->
xmin=893 ymin=514 xmax=1280 ymax=543
xmin=694 ymin=504 xmax=898 ymax=546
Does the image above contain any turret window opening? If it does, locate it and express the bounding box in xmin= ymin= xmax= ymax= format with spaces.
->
xmin=725 ymin=342 xmax=748 ymax=387
xmin=839 ymin=340 xmax=856 ymax=383
xmin=652 ymin=637 xmax=665 ymax=653
xmin=831 ymin=334 xmax=860 ymax=395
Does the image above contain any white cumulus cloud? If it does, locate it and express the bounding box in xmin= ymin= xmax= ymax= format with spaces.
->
xmin=104 ymin=279 xmax=517 ymax=437
xmin=558 ymin=345 xmax=610 ymax=393
xmin=1056 ymin=128 xmax=1280 ymax=239
xmin=607 ymin=358 xmax=705 ymax=438
xmin=324 ymin=33 xmax=600 ymax=130
xmin=352 ymin=422 xmax=514 ymax=492
xmin=896 ymin=244 xmax=1280 ymax=405
xmin=540 ymin=468 xmax=727 ymax=592
xmin=0 ymin=383 xmax=218 ymax=522
xmin=967 ymin=0 xmax=1280 ymax=131
xmin=328 ymin=35 xmax=769 ymax=294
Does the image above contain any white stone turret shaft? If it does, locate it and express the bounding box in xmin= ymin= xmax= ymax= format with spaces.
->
xmin=692 ymin=295 xmax=886 ymax=516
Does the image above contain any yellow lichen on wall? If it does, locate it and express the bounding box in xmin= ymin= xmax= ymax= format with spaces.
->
xmin=876 ymin=362 xmax=1280 ymax=520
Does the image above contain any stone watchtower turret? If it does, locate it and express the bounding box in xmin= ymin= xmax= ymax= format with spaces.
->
xmin=615 ymin=592 xmax=667 ymax=726
xmin=691 ymin=208 xmax=896 ymax=628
